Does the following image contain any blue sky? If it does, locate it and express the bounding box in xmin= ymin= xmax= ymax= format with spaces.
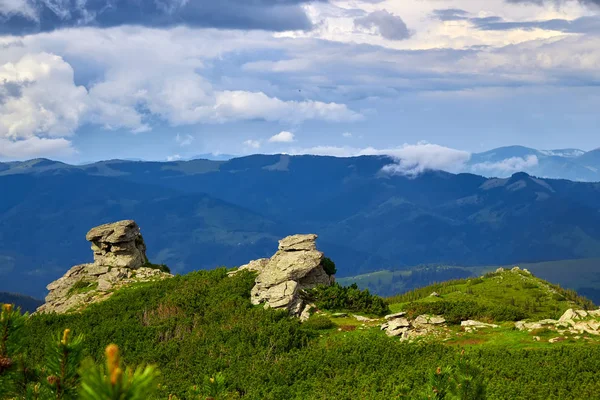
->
xmin=0 ymin=0 xmax=599 ymax=164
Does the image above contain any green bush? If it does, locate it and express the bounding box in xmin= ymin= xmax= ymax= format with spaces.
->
xmin=68 ymin=280 xmax=99 ymax=296
xmin=306 ymin=283 xmax=390 ymax=316
xmin=302 ymin=316 xmax=335 ymax=330
xmin=321 ymin=257 xmax=337 ymax=276
xmin=141 ymin=262 xmax=171 ymax=274
xmin=404 ymin=300 xmax=528 ymax=324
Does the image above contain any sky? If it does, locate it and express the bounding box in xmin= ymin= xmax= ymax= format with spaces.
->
xmin=0 ymin=0 xmax=599 ymax=164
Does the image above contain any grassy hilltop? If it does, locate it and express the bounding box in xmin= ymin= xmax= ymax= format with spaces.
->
xmin=4 ymin=267 xmax=600 ymax=399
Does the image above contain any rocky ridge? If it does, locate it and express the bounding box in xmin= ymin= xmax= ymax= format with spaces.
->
xmin=232 ymin=234 xmax=334 ymax=320
xmin=37 ymin=220 xmax=172 ymax=314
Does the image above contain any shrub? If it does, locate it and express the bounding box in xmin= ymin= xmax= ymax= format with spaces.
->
xmin=306 ymin=283 xmax=390 ymax=316
xmin=321 ymin=257 xmax=337 ymax=276
xmin=141 ymin=262 xmax=171 ymax=274
xmin=404 ymin=300 xmax=528 ymax=324
xmin=302 ymin=316 xmax=335 ymax=330
xmin=79 ymin=344 xmax=159 ymax=400
xmin=68 ymin=280 xmax=99 ymax=296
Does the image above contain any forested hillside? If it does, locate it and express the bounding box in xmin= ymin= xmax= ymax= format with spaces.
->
xmin=3 ymin=155 xmax=600 ymax=298
xmin=3 ymin=267 xmax=600 ymax=399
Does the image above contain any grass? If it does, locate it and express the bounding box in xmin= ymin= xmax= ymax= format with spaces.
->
xmin=386 ymin=269 xmax=594 ymax=322
xmin=340 ymin=258 xmax=600 ymax=303
xmin=67 ymin=280 xmax=99 ymax=296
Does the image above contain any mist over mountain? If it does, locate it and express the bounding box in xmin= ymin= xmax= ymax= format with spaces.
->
xmin=466 ymin=146 xmax=600 ymax=181
xmin=2 ymin=153 xmax=600 ymax=298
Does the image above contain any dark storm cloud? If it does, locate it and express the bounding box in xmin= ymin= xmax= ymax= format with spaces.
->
xmin=354 ymin=10 xmax=412 ymax=40
xmin=0 ymin=0 xmax=324 ymax=35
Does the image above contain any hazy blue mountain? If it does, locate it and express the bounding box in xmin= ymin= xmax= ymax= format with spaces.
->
xmin=3 ymin=154 xmax=600 ymax=299
xmin=467 ymin=146 xmax=598 ymax=181
xmin=0 ymin=292 xmax=43 ymax=313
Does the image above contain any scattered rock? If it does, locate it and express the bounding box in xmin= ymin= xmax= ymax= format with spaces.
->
xmin=414 ymin=315 xmax=446 ymax=325
xmin=353 ymin=315 xmax=377 ymax=323
xmin=495 ymin=267 xmax=505 ymax=273
xmin=461 ymin=320 xmax=499 ymax=329
xmin=248 ymin=234 xmax=334 ymax=318
xmin=37 ymin=221 xmax=172 ymax=314
xmin=381 ymin=318 xmax=410 ymax=332
xmin=331 ymin=313 xmax=348 ymax=318
xmin=385 ymin=312 xmax=407 ymax=320
xmin=549 ymin=337 xmax=564 ymax=343
xmin=533 ymin=336 xmax=541 ymax=342
xmin=429 ymin=292 xmax=440 ymax=297
xmin=559 ymin=309 xmax=579 ymax=322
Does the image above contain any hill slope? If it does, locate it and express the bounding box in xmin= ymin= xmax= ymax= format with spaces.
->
xmin=12 ymin=267 xmax=600 ymax=399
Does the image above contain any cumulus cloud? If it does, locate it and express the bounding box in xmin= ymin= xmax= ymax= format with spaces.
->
xmin=268 ymin=131 xmax=295 ymax=143
xmin=470 ymin=155 xmax=539 ymax=174
xmin=0 ymin=52 xmax=88 ymax=140
xmin=0 ymin=0 xmax=319 ymax=35
xmin=354 ymin=10 xmax=412 ymax=40
xmin=342 ymin=132 xmax=352 ymax=138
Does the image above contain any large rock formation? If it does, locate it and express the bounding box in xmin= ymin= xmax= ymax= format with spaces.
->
xmin=86 ymin=220 xmax=147 ymax=268
xmin=37 ymin=220 xmax=172 ymax=314
xmin=237 ymin=234 xmax=334 ymax=319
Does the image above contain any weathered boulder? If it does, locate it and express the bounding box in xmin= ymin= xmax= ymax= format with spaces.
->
xmin=37 ymin=221 xmax=171 ymax=314
xmin=559 ymin=309 xmax=580 ymax=322
xmin=414 ymin=315 xmax=446 ymax=325
xmin=227 ymin=258 xmax=269 ymax=276
xmin=86 ymin=220 xmax=147 ymax=268
xmin=385 ymin=312 xmax=407 ymax=320
xmin=248 ymin=234 xmax=333 ymax=317
xmin=461 ymin=320 xmax=499 ymax=332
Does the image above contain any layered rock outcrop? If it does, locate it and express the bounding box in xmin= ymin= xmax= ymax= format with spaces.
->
xmin=236 ymin=234 xmax=334 ymax=319
xmin=381 ymin=312 xmax=447 ymax=341
xmin=37 ymin=220 xmax=172 ymax=314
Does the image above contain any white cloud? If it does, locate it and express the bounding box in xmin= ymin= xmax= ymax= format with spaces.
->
xmin=175 ymin=133 xmax=194 ymax=146
xmin=0 ymin=137 xmax=75 ymax=160
xmin=470 ymin=155 xmax=539 ymax=174
xmin=342 ymin=132 xmax=352 ymax=138
xmin=0 ymin=53 xmax=88 ymax=140
xmin=381 ymin=143 xmax=471 ymax=176
xmin=289 ymin=142 xmax=471 ymax=176
xmin=268 ymin=131 xmax=295 ymax=143
xmin=166 ymin=154 xmax=182 ymax=161
xmin=243 ymin=139 xmax=261 ymax=149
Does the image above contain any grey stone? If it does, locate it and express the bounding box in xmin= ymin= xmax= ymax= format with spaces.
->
xmin=385 ymin=312 xmax=407 ymax=320
xmin=248 ymin=234 xmax=332 ymax=318
xmin=37 ymin=220 xmax=171 ymax=314
xmin=85 ymin=220 xmax=147 ymax=269
xmin=461 ymin=320 xmax=499 ymax=329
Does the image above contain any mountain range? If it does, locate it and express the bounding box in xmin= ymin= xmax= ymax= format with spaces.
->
xmin=465 ymin=145 xmax=600 ymax=181
xmin=2 ymin=151 xmax=600 ymax=298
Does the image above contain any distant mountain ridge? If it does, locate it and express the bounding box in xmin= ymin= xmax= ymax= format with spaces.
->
xmin=2 ymin=145 xmax=599 ymax=181
xmin=3 ymin=153 xmax=600 ymax=299
xmin=466 ymin=145 xmax=600 ymax=181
